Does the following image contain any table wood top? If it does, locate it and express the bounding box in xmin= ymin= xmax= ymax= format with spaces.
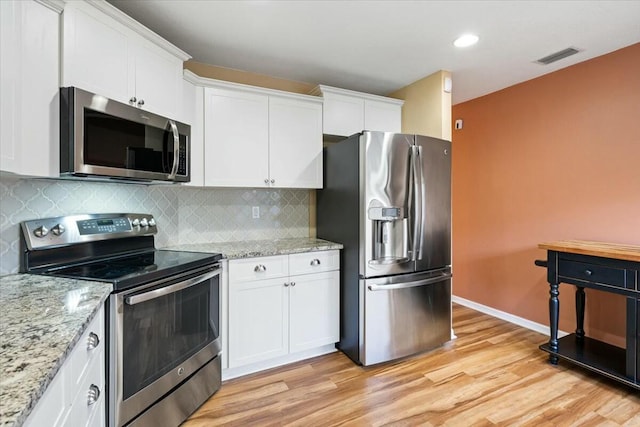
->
xmin=539 ymin=240 xmax=640 ymax=262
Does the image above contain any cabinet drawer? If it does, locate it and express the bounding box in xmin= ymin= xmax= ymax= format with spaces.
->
xmin=67 ymin=308 xmax=104 ymax=391
xmin=558 ymin=260 xmax=628 ymax=289
xmin=64 ymin=348 xmax=105 ymax=427
xmin=230 ymin=255 xmax=288 ymax=282
xmin=289 ymin=250 xmax=339 ymax=276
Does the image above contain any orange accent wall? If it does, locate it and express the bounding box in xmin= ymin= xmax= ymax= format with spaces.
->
xmin=451 ymin=43 xmax=640 ymax=347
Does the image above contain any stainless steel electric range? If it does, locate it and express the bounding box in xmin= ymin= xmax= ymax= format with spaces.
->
xmin=20 ymin=213 xmax=223 ymax=427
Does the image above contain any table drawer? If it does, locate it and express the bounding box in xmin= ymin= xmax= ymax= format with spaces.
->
xmin=558 ymin=260 xmax=628 ymax=289
xmin=230 ymin=255 xmax=288 ymax=282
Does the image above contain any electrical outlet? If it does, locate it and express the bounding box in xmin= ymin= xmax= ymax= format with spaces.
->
xmin=252 ymin=206 xmax=260 ymax=219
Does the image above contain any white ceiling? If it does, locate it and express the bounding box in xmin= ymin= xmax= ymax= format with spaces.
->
xmin=107 ymin=0 xmax=640 ymax=104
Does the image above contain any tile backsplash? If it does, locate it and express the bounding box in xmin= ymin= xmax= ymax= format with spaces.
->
xmin=0 ymin=175 xmax=310 ymax=275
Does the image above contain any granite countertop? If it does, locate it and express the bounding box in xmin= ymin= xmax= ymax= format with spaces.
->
xmin=0 ymin=274 xmax=112 ymax=427
xmin=165 ymin=237 xmax=343 ymax=259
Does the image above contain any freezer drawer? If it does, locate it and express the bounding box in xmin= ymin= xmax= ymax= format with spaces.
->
xmin=361 ymin=270 xmax=452 ymax=366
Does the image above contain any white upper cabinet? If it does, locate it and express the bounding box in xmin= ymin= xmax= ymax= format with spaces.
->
xmin=199 ymin=78 xmax=323 ymax=189
xmin=61 ymin=1 xmax=190 ymax=118
xmin=268 ymin=96 xmax=322 ymax=188
xmin=181 ymin=78 xmax=205 ymax=187
xmin=311 ymin=85 xmax=404 ymax=136
xmin=0 ymin=0 xmax=61 ymax=178
xmin=204 ymin=86 xmax=270 ymax=188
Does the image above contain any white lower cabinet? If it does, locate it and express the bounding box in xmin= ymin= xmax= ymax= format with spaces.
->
xmin=25 ymin=306 xmax=105 ymax=427
xmin=226 ymin=251 xmax=340 ymax=375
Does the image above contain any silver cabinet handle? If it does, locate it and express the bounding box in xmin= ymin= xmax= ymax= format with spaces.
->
xmin=310 ymin=259 xmax=321 ymax=266
xmin=87 ymin=332 xmax=100 ymax=350
xmin=129 ymin=96 xmax=137 ymax=103
xmin=291 ymin=282 xmax=296 ymax=287
xmin=585 ymin=270 xmax=593 ymax=276
xmin=264 ymin=178 xmax=269 ymax=184
xmin=254 ymin=264 xmax=267 ymax=272
xmin=87 ymin=384 xmax=100 ymax=406
xmin=137 ymin=99 xmax=145 ymax=107
xmin=270 ymin=178 xmax=275 ymax=184
xmin=284 ymin=282 xmax=290 ymax=287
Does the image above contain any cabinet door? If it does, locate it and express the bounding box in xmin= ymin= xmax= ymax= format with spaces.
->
xmin=132 ymin=40 xmax=182 ymax=117
xmin=0 ymin=0 xmax=59 ymax=178
xmin=228 ymin=277 xmax=289 ymax=367
xmin=204 ymin=87 xmax=269 ymax=187
xmin=183 ymin=82 xmax=205 ymax=187
xmin=322 ymin=92 xmax=364 ymax=137
xmin=61 ymin=4 xmax=132 ymax=104
xmin=364 ymin=99 xmax=402 ymax=133
xmin=269 ymin=97 xmax=323 ymax=188
xmin=289 ymin=270 xmax=340 ymax=353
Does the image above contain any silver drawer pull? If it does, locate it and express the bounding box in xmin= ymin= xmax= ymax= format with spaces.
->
xmin=585 ymin=270 xmax=593 ymax=276
xmin=254 ymin=264 xmax=267 ymax=272
xmin=87 ymin=332 xmax=100 ymax=350
xmin=291 ymin=281 xmax=296 ymax=287
xmin=284 ymin=282 xmax=289 ymax=287
xmin=87 ymin=384 xmax=100 ymax=406
xmin=310 ymin=259 xmax=321 ymax=266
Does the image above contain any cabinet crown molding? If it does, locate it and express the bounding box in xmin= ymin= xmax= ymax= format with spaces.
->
xmin=35 ymin=0 xmax=65 ymax=13
xmin=68 ymin=0 xmax=191 ymax=61
xmin=311 ymin=84 xmax=404 ymax=106
xmin=184 ymin=70 xmax=322 ymax=103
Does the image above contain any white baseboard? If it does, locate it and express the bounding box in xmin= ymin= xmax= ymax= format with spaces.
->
xmin=452 ymin=295 xmax=569 ymax=338
xmin=221 ymin=344 xmax=337 ymax=381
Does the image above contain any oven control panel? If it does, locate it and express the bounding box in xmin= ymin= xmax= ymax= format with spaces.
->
xmin=21 ymin=213 xmax=158 ymax=250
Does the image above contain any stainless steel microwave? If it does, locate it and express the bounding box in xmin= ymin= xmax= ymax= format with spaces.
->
xmin=60 ymin=87 xmax=190 ymax=183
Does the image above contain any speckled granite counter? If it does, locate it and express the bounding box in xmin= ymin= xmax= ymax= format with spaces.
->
xmin=0 ymin=274 xmax=112 ymax=427
xmin=165 ymin=237 xmax=343 ymax=259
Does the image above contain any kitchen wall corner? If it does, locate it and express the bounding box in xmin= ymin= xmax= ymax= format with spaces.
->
xmin=0 ymin=175 xmax=310 ymax=275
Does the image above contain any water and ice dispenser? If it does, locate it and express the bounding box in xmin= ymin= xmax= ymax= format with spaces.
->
xmin=368 ymin=206 xmax=409 ymax=264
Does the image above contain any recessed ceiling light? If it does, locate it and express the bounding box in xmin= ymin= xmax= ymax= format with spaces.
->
xmin=454 ymin=34 xmax=479 ymax=48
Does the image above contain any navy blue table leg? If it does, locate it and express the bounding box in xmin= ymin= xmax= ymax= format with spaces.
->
xmin=549 ymin=280 xmax=560 ymax=364
xmin=576 ymin=286 xmax=585 ymax=340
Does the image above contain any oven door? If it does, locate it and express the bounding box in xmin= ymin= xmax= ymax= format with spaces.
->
xmin=110 ymin=265 xmax=221 ymax=427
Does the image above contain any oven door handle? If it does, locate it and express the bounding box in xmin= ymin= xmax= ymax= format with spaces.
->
xmin=125 ymin=268 xmax=221 ymax=305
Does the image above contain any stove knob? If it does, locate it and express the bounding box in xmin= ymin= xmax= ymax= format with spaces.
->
xmin=148 ymin=218 xmax=156 ymax=227
xmin=51 ymin=224 xmax=65 ymax=236
xmin=131 ymin=218 xmax=140 ymax=227
xmin=33 ymin=225 xmax=49 ymax=238
xmin=140 ymin=218 xmax=149 ymax=228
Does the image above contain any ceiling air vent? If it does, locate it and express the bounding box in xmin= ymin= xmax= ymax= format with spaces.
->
xmin=535 ymin=47 xmax=581 ymax=65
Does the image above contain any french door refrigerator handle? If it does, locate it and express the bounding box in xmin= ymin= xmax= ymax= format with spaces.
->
xmin=125 ymin=268 xmax=221 ymax=305
xmin=409 ymin=146 xmax=420 ymax=261
xmin=367 ymin=273 xmax=452 ymax=291
xmin=416 ymin=145 xmax=426 ymax=260
xmin=167 ymin=120 xmax=180 ymax=180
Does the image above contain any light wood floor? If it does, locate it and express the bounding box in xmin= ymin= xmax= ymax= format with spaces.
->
xmin=184 ymin=304 xmax=640 ymax=426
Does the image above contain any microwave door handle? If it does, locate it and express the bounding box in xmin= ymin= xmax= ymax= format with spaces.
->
xmin=167 ymin=120 xmax=180 ymax=180
xmin=125 ymin=268 xmax=221 ymax=305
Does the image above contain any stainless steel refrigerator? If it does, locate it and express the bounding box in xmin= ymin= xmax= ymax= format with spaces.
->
xmin=317 ymin=131 xmax=452 ymax=366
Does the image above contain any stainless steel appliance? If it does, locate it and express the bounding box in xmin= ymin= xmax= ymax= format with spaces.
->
xmin=60 ymin=87 xmax=190 ymax=183
xmin=20 ymin=213 xmax=222 ymax=426
xmin=317 ymin=131 xmax=452 ymax=366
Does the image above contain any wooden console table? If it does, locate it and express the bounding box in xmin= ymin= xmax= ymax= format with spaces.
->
xmin=537 ymin=240 xmax=639 ymax=390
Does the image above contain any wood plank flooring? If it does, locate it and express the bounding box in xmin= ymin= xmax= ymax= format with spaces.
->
xmin=183 ymin=304 xmax=639 ymax=426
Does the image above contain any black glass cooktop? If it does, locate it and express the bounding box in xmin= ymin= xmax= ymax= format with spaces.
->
xmin=45 ymin=250 xmax=222 ymax=291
